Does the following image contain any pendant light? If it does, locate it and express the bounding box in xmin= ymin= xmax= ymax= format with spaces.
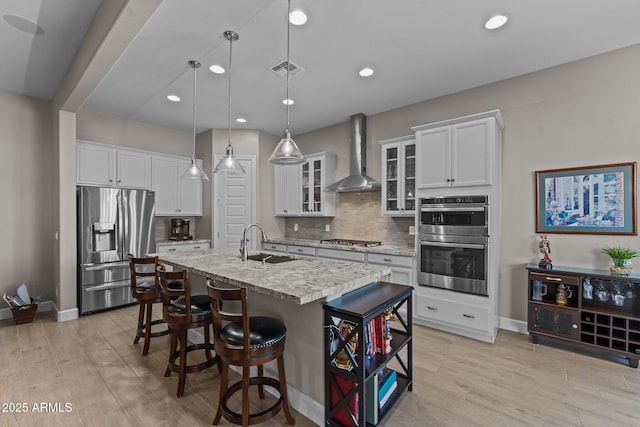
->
xmin=268 ymin=0 xmax=306 ymax=165
xmin=182 ymin=60 xmax=209 ymax=181
xmin=214 ymin=30 xmax=245 ymax=174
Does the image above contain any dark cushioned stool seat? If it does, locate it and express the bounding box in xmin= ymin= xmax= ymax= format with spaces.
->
xmin=169 ymin=294 xmax=211 ymax=315
xmin=221 ymin=316 xmax=286 ymax=349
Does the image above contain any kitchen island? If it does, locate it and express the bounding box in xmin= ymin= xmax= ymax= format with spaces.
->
xmin=155 ymin=248 xmax=392 ymax=425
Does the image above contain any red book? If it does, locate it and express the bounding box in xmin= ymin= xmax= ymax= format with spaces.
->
xmin=330 ymin=374 xmax=359 ymax=426
xmin=376 ymin=315 xmax=386 ymax=354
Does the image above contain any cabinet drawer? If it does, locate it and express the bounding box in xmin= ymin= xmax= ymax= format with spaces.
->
xmin=287 ymin=245 xmax=316 ymax=257
xmin=317 ymin=248 xmax=365 ymax=263
xmin=368 ymin=253 xmax=413 ymax=268
xmin=264 ymin=243 xmax=287 ymax=253
xmin=530 ymin=272 xmax=579 ymax=287
xmin=416 ymin=294 xmax=489 ymax=332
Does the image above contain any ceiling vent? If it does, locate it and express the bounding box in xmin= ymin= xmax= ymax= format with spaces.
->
xmin=270 ymin=60 xmax=304 ymax=78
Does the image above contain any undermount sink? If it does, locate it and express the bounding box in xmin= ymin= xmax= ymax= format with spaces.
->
xmin=246 ymin=253 xmax=296 ymax=264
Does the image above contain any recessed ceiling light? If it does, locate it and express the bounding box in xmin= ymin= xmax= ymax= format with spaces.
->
xmin=289 ymin=9 xmax=307 ymax=26
xmin=484 ymin=14 xmax=508 ymax=30
xmin=167 ymin=95 xmax=181 ymax=102
xmin=236 ymin=117 xmax=247 ymax=123
xmin=209 ymin=64 xmax=225 ymax=74
xmin=283 ymin=98 xmax=294 ymax=106
xmin=359 ymin=67 xmax=374 ymax=77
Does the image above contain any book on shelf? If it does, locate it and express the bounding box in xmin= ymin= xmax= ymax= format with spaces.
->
xmin=377 ymin=369 xmax=397 ymax=401
xmin=365 ymin=372 xmax=379 ymax=425
xmin=330 ymin=374 xmax=359 ymax=427
xmin=378 ymin=379 xmax=398 ymax=409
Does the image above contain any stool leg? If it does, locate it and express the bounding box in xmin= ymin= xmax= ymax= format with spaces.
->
xmin=204 ymin=324 xmax=212 ymax=361
xmin=142 ymin=302 xmax=153 ymax=356
xmin=277 ymin=354 xmax=295 ymax=425
xmin=242 ymin=366 xmax=251 ymax=427
xmin=257 ymin=365 xmax=265 ymax=398
xmin=177 ymin=330 xmax=187 ymax=398
xmin=134 ymin=302 xmax=145 ymax=344
xmin=165 ymin=330 xmax=177 ymax=377
xmin=213 ymin=361 xmax=229 ymax=425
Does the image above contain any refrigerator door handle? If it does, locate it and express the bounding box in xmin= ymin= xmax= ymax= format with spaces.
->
xmin=84 ymin=281 xmax=130 ymax=292
xmin=82 ymin=261 xmax=130 ymax=271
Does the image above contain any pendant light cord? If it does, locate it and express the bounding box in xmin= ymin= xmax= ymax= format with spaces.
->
xmin=285 ymin=0 xmax=291 ymax=135
xmin=227 ymin=33 xmax=233 ymax=149
xmin=192 ymin=61 xmax=197 ymax=157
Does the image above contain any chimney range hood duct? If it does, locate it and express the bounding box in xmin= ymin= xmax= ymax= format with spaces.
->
xmin=325 ymin=113 xmax=381 ymax=192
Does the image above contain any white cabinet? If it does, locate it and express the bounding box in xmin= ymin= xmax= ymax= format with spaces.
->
xmin=152 ymin=156 xmax=203 ymax=216
xmin=367 ymin=253 xmax=414 ymax=286
xmin=300 ymin=153 xmax=336 ymax=216
xmin=379 ymin=135 xmax=416 ymax=216
xmin=286 ymin=245 xmax=316 ymax=257
xmin=157 ymin=241 xmax=210 ymax=253
xmin=264 ymin=242 xmax=287 ymax=253
xmin=412 ymin=111 xmax=503 ymax=190
xmin=273 ymin=152 xmax=336 ymax=217
xmin=274 ymin=165 xmax=300 ymax=216
xmin=77 ymin=140 xmax=151 ymax=189
xmin=317 ymin=248 xmax=366 ymax=263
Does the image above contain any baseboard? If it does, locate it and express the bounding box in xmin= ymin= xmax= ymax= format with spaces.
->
xmin=53 ymin=303 xmax=79 ymax=322
xmin=187 ymin=329 xmax=324 ymax=425
xmin=499 ymin=316 xmax=528 ymax=334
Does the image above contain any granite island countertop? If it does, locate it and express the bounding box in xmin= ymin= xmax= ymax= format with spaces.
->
xmin=154 ymin=248 xmax=391 ymax=305
xmin=264 ymin=237 xmax=416 ymax=257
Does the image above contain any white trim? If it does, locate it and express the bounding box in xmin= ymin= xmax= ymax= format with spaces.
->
xmin=499 ymin=316 xmax=528 ymax=334
xmin=213 ymin=155 xmax=257 ymax=249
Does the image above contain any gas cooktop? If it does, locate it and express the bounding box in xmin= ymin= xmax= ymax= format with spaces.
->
xmin=320 ymin=239 xmax=382 ymax=248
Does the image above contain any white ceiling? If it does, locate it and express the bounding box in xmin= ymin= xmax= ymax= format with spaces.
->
xmin=3 ymin=0 xmax=640 ymax=136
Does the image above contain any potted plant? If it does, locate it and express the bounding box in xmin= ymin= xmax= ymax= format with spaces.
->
xmin=601 ymin=246 xmax=640 ymax=276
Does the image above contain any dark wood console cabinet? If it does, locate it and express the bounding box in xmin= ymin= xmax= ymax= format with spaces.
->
xmin=527 ymin=264 xmax=640 ymax=368
xmin=323 ymin=281 xmax=413 ymax=426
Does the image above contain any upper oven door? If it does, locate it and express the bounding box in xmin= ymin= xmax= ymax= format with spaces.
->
xmin=419 ymin=205 xmax=488 ymax=236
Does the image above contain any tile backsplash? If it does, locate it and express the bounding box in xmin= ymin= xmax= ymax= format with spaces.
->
xmin=284 ymin=191 xmax=415 ymax=247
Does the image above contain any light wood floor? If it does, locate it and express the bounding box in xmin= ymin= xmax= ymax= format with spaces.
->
xmin=1 ymin=305 xmax=639 ymax=427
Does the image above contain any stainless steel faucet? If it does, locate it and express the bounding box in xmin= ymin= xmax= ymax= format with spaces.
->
xmin=240 ymin=223 xmax=267 ymax=261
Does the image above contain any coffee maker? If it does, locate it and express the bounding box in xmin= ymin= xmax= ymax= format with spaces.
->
xmin=170 ymin=218 xmax=192 ymax=240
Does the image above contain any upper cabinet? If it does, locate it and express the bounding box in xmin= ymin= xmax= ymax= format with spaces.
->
xmin=152 ymin=156 xmax=203 ymax=216
xmin=273 ymin=152 xmax=336 ymax=217
xmin=274 ymin=165 xmax=300 ymax=216
xmin=379 ymin=135 xmax=416 ymax=216
xmin=77 ymin=140 xmax=151 ymax=189
xmin=412 ymin=111 xmax=503 ymax=190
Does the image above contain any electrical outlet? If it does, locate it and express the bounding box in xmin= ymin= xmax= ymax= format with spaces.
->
xmin=294 ymin=223 xmax=299 ymax=232
xmin=325 ymin=224 xmax=330 ymax=232
xmin=409 ymin=226 xmax=415 ymax=235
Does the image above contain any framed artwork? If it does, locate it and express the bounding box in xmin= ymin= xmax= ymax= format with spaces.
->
xmin=535 ymin=162 xmax=637 ymax=235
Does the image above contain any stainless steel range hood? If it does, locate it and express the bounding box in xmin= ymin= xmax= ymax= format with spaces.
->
xmin=325 ymin=113 xmax=381 ymax=192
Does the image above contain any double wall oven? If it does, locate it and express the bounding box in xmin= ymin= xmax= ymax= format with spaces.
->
xmin=418 ymin=195 xmax=489 ymax=296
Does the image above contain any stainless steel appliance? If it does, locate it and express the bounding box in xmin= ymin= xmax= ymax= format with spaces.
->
xmin=418 ymin=195 xmax=489 ymax=296
xmin=320 ymin=238 xmax=382 ymax=247
xmin=77 ymin=186 xmax=155 ymax=314
xmin=170 ymin=218 xmax=191 ymax=240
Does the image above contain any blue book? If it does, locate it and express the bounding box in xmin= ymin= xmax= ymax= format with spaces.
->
xmin=378 ymin=369 xmax=397 ymax=400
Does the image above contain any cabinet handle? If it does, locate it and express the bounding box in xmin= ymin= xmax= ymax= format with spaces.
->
xmin=383 ymin=258 xmax=392 ymax=262
xmin=297 ymin=249 xmax=303 ymax=252
xmin=109 ymin=179 xmax=113 ymax=183
xmin=193 ymin=246 xmax=200 ymax=249
xmin=168 ymin=248 xmax=176 ymax=252
xmin=463 ymin=313 xmax=475 ymax=319
xmin=572 ymin=323 xmax=578 ymax=329
xmin=118 ymin=180 xmax=121 ymax=183
xmin=545 ymin=277 xmax=562 ymax=282
xmin=427 ymin=306 xmax=437 ymax=311
xmin=451 ymin=178 xmax=455 ymax=182
xmin=446 ymin=178 xmax=450 ymax=182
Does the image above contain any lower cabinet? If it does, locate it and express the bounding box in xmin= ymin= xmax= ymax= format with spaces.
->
xmin=286 ymin=244 xmax=316 ymax=257
xmin=527 ymin=264 xmax=640 ymax=368
xmin=323 ymin=281 xmax=413 ymax=427
xmin=263 ymin=242 xmax=287 ymax=253
xmin=156 ymin=241 xmax=210 ymax=253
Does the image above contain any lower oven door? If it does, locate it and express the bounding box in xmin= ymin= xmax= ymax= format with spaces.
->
xmin=418 ymin=239 xmax=488 ymax=296
xmin=79 ymin=280 xmax=134 ymax=314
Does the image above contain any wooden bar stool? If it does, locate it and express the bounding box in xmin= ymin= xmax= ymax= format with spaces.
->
xmin=128 ymin=254 xmax=170 ymax=356
xmin=207 ymin=280 xmax=295 ymax=426
xmin=158 ymin=265 xmax=219 ymax=398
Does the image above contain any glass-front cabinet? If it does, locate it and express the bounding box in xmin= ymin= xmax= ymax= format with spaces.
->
xmin=379 ymin=135 xmax=415 ymax=216
xmin=300 ymin=152 xmax=336 ymax=217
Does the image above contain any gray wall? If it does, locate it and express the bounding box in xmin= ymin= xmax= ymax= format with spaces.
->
xmin=0 ymin=91 xmax=54 ymax=303
xmin=291 ymin=43 xmax=640 ymax=323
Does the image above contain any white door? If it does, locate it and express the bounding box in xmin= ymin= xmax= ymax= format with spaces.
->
xmin=214 ymin=156 xmax=256 ymax=250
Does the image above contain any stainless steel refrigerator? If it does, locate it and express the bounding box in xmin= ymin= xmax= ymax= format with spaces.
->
xmin=77 ymin=186 xmax=155 ymax=314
